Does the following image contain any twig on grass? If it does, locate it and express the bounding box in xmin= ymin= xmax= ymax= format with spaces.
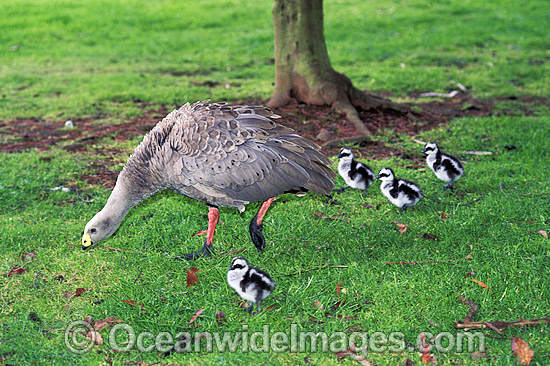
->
xmin=33 ymin=271 xmax=42 ymax=290
xmin=284 ymin=265 xmax=349 ymax=277
xmin=385 ymin=258 xmax=469 ymax=265
xmin=455 ymin=295 xmax=550 ymax=333
xmin=104 ymin=246 xmax=136 ymax=253
xmin=499 ymin=181 xmax=508 ymax=195
xmin=134 ymin=268 xmax=143 ymax=284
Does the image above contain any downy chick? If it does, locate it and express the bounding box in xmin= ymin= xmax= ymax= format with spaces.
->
xmin=336 ymin=148 xmax=375 ymax=195
xmin=227 ymin=257 xmax=275 ymax=314
xmin=377 ymin=167 xmax=423 ymax=212
xmin=423 ymin=142 xmax=464 ymax=190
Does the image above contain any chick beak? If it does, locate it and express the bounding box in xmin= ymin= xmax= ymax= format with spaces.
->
xmin=422 ymin=148 xmax=427 ymax=154
xmin=82 ymin=233 xmax=93 ymax=250
xmin=376 ymin=174 xmax=381 ymax=179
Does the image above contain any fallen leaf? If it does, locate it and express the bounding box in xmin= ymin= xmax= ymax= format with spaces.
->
xmin=530 ymin=230 xmax=548 ymax=239
xmin=422 ymin=233 xmax=440 ymax=241
xmin=192 ymin=230 xmax=206 ymax=237
xmin=335 ymin=344 xmax=356 ymax=360
xmin=470 ymin=278 xmax=489 ymax=290
xmin=21 ymin=251 xmax=36 ymax=261
xmin=239 ymin=301 xmax=248 ymax=308
xmin=186 ymin=267 xmax=199 ymax=287
xmin=313 ymin=300 xmax=324 ymax=310
xmin=87 ymin=330 xmax=103 ymax=345
xmin=122 ymin=299 xmax=144 ymax=307
xmin=336 ymin=282 xmax=343 ymax=295
xmin=392 ymin=221 xmax=408 ymax=233
xmin=511 ymin=337 xmax=534 ymax=365
xmin=230 ymin=248 xmax=245 ymax=255
xmin=215 ymin=311 xmax=226 ymax=326
xmin=64 ymin=288 xmax=91 ymax=298
xmin=470 ymin=351 xmax=488 ymax=361
xmin=5 ymin=267 xmax=26 ymax=277
xmin=94 ymin=317 xmax=122 ymax=331
xmin=441 ymin=212 xmax=448 ymax=219
xmin=188 ymin=309 xmax=204 ymax=325
xmin=264 ymin=304 xmax=275 ymax=311
xmin=419 ymin=333 xmax=438 ymax=365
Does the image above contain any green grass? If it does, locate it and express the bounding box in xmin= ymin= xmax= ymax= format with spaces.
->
xmin=1 ymin=0 xmax=550 ymax=365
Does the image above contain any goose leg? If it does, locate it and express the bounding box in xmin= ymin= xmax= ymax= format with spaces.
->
xmin=177 ymin=207 xmax=219 ymax=260
xmin=249 ymin=197 xmax=274 ymax=253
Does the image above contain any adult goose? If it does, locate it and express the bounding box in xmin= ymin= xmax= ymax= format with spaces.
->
xmin=82 ymin=101 xmax=336 ymax=259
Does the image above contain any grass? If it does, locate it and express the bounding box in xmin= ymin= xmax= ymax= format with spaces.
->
xmin=1 ymin=0 xmax=550 ymax=365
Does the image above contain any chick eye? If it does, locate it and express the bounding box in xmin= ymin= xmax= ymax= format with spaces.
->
xmin=90 ymin=228 xmax=97 ymax=234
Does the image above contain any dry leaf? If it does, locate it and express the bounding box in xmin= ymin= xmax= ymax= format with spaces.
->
xmin=215 ymin=311 xmax=226 ymax=326
xmin=313 ymin=300 xmax=324 ymax=310
xmin=419 ymin=334 xmax=438 ymax=365
xmin=422 ymin=233 xmax=440 ymax=241
xmin=392 ymin=221 xmax=409 ymax=233
xmin=470 ymin=278 xmax=489 ymax=290
xmin=94 ymin=317 xmax=122 ymax=331
xmin=87 ymin=330 xmax=103 ymax=345
xmin=21 ymin=251 xmax=36 ymax=261
xmin=336 ymin=282 xmax=343 ymax=295
xmin=441 ymin=212 xmax=448 ymax=219
xmin=511 ymin=337 xmax=534 ymax=365
xmin=5 ymin=267 xmax=26 ymax=277
xmin=186 ymin=267 xmax=199 ymax=287
xmin=335 ymin=344 xmax=356 ymax=360
xmin=188 ymin=309 xmax=204 ymax=325
xmin=230 ymin=248 xmax=245 ymax=255
xmin=122 ymin=299 xmax=144 ymax=307
xmin=191 ymin=230 xmax=206 ymax=237
xmin=531 ymin=230 xmax=548 ymax=239
xmin=64 ymin=288 xmax=91 ymax=298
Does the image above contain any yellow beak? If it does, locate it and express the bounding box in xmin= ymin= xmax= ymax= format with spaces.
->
xmin=82 ymin=233 xmax=93 ymax=250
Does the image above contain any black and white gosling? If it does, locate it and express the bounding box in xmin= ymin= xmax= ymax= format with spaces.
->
xmin=227 ymin=257 xmax=275 ymax=314
xmin=423 ymin=142 xmax=464 ymax=190
xmin=335 ymin=148 xmax=375 ymax=195
xmin=377 ymin=167 xmax=423 ymax=212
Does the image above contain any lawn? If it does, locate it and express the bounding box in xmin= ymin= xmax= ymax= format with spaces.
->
xmin=1 ymin=0 xmax=549 ymax=365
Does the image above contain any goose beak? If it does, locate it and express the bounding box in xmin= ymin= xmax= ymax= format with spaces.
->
xmin=82 ymin=233 xmax=93 ymax=250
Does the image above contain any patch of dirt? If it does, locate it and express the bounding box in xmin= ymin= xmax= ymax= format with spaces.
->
xmin=0 ymin=94 xmax=544 ymax=187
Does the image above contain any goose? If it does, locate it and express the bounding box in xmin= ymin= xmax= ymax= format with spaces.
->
xmin=227 ymin=257 xmax=275 ymax=314
xmin=423 ymin=142 xmax=464 ymax=190
xmin=335 ymin=147 xmax=375 ymax=195
xmin=377 ymin=167 xmax=423 ymax=212
xmin=81 ymin=101 xmax=336 ymax=259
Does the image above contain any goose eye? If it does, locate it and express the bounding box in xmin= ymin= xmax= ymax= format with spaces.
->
xmin=90 ymin=228 xmax=97 ymax=234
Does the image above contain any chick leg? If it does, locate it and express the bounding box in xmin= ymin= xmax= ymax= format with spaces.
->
xmin=249 ymin=197 xmax=274 ymax=252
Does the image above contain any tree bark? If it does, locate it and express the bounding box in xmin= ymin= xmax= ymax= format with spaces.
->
xmin=268 ymin=0 xmax=408 ymax=136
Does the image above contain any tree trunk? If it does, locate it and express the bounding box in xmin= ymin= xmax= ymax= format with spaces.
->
xmin=268 ymin=0 xmax=407 ymax=136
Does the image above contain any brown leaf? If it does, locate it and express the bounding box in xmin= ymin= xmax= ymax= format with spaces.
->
xmin=392 ymin=221 xmax=408 ymax=233
xmin=87 ymin=330 xmax=103 ymax=345
xmin=511 ymin=337 xmax=534 ymax=365
xmin=335 ymin=344 xmax=356 ymax=360
xmin=313 ymin=300 xmax=324 ymax=310
xmin=186 ymin=268 xmax=199 ymax=287
xmin=5 ymin=267 xmax=26 ymax=277
xmin=21 ymin=251 xmax=36 ymax=261
xmin=64 ymin=288 xmax=91 ymax=298
xmin=419 ymin=333 xmax=438 ymax=365
xmin=470 ymin=278 xmax=489 ymax=290
xmin=530 ymin=230 xmax=548 ymax=239
xmin=230 ymin=248 xmax=245 ymax=255
xmin=188 ymin=309 xmax=204 ymax=325
xmin=215 ymin=311 xmax=226 ymax=326
xmin=264 ymin=304 xmax=275 ymax=311
xmin=122 ymin=299 xmax=144 ymax=307
xmin=470 ymin=351 xmax=488 ymax=361
xmin=94 ymin=317 xmax=122 ymax=331
xmin=441 ymin=212 xmax=448 ymax=219
xmin=336 ymin=282 xmax=343 ymax=295
xmin=422 ymin=233 xmax=439 ymax=241
xmin=191 ymin=230 xmax=206 ymax=237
